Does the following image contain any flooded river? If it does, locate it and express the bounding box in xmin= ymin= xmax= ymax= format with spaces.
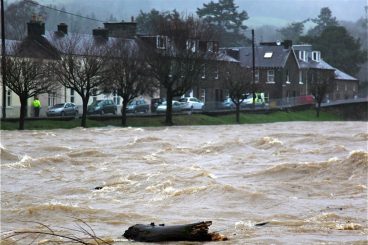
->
xmin=1 ymin=122 xmax=367 ymax=244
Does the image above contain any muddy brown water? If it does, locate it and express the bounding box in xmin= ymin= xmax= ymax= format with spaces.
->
xmin=1 ymin=122 xmax=367 ymax=244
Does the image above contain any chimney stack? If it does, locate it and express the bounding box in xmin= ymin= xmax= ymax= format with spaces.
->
xmin=92 ymin=28 xmax=109 ymax=41
xmin=27 ymin=14 xmax=45 ymax=37
xmin=57 ymin=23 xmax=68 ymax=35
xmin=103 ymin=21 xmax=137 ymax=39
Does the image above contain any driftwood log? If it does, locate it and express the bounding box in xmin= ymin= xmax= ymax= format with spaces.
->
xmin=123 ymin=221 xmax=227 ymax=242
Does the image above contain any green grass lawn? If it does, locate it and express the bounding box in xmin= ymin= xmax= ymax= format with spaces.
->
xmin=0 ymin=109 xmax=342 ymax=130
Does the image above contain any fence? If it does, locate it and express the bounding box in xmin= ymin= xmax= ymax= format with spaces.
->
xmin=5 ymin=95 xmax=364 ymax=119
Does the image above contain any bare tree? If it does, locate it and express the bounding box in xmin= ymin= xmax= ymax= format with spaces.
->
xmin=308 ymin=70 xmax=334 ymax=117
xmin=52 ymin=34 xmax=108 ymax=128
xmin=220 ymin=62 xmax=254 ymax=123
xmin=102 ymin=39 xmax=156 ymax=126
xmin=142 ymin=11 xmax=215 ymax=125
xmin=2 ymin=43 xmax=57 ymax=130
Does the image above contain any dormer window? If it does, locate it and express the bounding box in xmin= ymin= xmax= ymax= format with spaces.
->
xmin=312 ymin=51 xmax=321 ymax=62
xmin=156 ymin=35 xmax=167 ymax=49
xmin=264 ymin=52 xmax=273 ymax=58
xmin=186 ymin=39 xmax=199 ymax=53
xmin=298 ymin=50 xmax=307 ymax=62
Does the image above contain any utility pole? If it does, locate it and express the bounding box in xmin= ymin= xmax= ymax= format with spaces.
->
xmin=1 ymin=0 xmax=6 ymax=118
xmin=251 ymin=29 xmax=255 ymax=109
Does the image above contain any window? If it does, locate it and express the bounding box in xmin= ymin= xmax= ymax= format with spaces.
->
xmin=92 ymin=88 xmax=98 ymax=102
xmin=353 ymin=84 xmax=356 ymax=92
xmin=200 ymin=89 xmax=206 ymax=103
xmin=312 ymin=51 xmax=321 ymax=62
xmin=264 ymin=52 xmax=273 ymax=58
xmin=70 ymin=88 xmax=75 ymax=103
xmin=285 ymin=70 xmax=290 ymax=84
xmin=48 ymin=92 xmax=57 ymax=106
xmin=201 ymin=64 xmax=206 ymax=79
xmin=186 ymin=39 xmax=198 ymax=53
xmin=254 ymin=70 xmax=259 ymax=83
xmin=207 ymin=41 xmax=214 ymax=52
xmin=299 ymin=70 xmax=303 ymax=84
xmin=345 ymin=84 xmax=347 ymax=91
xmin=6 ymin=89 xmax=11 ymax=106
xmin=156 ymin=35 xmax=167 ymax=49
xmin=113 ymin=90 xmax=120 ymax=105
xmin=214 ymin=66 xmax=219 ymax=79
xmin=267 ymin=70 xmax=275 ymax=83
xmin=336 ymin=84 xmax=339 ymax=91
xmin=298 ymin=51 xmax=307 ymax=62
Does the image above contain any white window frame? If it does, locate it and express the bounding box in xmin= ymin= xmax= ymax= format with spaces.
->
xmin=156 ymin=35 xmax=167 ymax=49
xmin=299 ymin=70 xmax=303 ymax=84
xmin=200 ymin=89 xmax=206 ymax=103
xmin=267 ymin=70 xmax=275 ymax=83
xmin=312 ymin=51 xmax=321 ymax=62
xmin=201 ymin=64 xmax=206 ymax=79
xmin=285 ymin=70 xmax=290 ymax=84
xmin=48 ymin=91 xmax=57 ymax=106
xmin=113 ymin=90 xmax=120 ymax=105
xmin=70 ymin=88 xmax=75 ymax=103
xmin=298 ymin=50 xmax=307 ymax=62
xmin=186 ymin=39 xmax=198 ymax=53
xmin=6 ymin=89 xmax=12 ymax=107
xmin=92 ymin=88 xmax=98 ymax=102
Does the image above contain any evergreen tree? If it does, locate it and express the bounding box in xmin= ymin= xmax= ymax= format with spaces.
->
xmin=196 ymin=0 xmax=249 ymax=46
xmin=277 ymin=22 xmax=304 ymax=43
xmin=302 ymin=25 xmax=367 ymax=76
xmin=308 ymin=7 xmax=338 ymax=36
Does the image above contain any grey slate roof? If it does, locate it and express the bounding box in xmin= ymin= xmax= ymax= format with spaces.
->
xmin=1 ymin=36 xmax=60 ymax=60
xmin=239 ymin=46 xmax=291 ymax=68
xmin=334 ymin=68 xmax=358 ymax=81
xmin=298 ymin=58 xmax=335 ymax=70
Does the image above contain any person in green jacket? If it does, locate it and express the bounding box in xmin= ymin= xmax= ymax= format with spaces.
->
xmin=33 ymin=97 xmax=41 ymax=117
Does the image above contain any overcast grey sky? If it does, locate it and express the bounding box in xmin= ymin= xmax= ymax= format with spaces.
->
xmin=8 ymin=0 xmax=368 ymax=27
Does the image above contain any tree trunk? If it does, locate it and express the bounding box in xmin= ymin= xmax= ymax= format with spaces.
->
xmin=18 ymin=96 xmax=27 ymax=130
xmin=81 ymin=97 xmax=89 ymax=128
xmin=165 ymin=87 xmax=173 ymax=126
xmin=121 ymin=99 xmax=128 ymax=126
xmin=236 ymin=103 xmax=240 ymax=123
xmin=123 ymin=221 xmax=226 ymax=242
xmin=316 ymin=102 xmax=321 ymax=118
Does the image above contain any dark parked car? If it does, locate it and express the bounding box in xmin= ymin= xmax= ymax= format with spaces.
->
xmin=47 ymin=103 xmax=78 ymax=117
xmin=87 ymin=100 xmax=117 ymax=115
xmin=126 ymin=99 xmax=149 ymax=113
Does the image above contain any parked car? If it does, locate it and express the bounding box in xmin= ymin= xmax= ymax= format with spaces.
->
xmin=151 ymin=98 xmax=166 ymax=113
xmin=87 ymin=100 xmax=117 ymax=115
xmin=156 ymin=100 xmax=183 ymax=113
xmin=47 ymin=103 xmax=78 ymax=117
xmin=178 ymin=97 xmax=204 ymax=110
xmin=126 ymin=99 xmax=149 ymax=113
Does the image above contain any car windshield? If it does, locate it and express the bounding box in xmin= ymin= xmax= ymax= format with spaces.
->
xmin=178 ymin=98 xmax=187 ymax=102
xmin=52 ymin=104 xmax=65 ymax=108
xmin=90 ymin=101 xmax=103 ymax=106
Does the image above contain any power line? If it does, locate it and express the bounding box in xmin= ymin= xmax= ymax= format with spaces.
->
xmin=24 ymin=0 xmax=105 ymax=23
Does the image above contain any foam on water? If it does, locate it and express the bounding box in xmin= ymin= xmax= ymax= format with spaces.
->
xmin=1 ymin=122 xmax=367 ymax=244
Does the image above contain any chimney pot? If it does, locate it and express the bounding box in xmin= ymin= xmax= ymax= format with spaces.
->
xmin=57 ymin=23 xmax=68 ymax=35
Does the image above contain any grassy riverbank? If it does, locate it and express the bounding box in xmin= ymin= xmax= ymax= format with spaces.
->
xmin=0 ymin=109 xmax=342 ymax=130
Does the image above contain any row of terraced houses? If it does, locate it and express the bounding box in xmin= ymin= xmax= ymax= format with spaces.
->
xmin=0 ymin=18 xmax=359 ymax=117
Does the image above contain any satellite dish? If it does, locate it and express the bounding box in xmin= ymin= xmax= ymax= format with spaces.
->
xmin=276 ymin=40 xmax=281 ymax=46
